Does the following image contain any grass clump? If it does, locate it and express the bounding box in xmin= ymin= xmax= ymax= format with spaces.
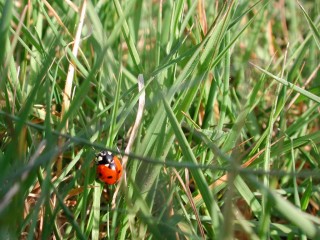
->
xmin=0 ymin=0 xmax=319 ymax=239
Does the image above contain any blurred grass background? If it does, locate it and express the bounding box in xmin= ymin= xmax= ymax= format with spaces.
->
xmin=0 ymin=0 xmax=320 ymax=239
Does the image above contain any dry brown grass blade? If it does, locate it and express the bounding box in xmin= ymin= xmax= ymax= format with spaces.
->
xmin=43 ymin=0 xmax=73 ymax=36
xmin=198 ymin=0 xmax=207 ymax=35
xmin=122 ymin=74 xmax=146 ymax=168
xmin=173 ymin=169 xmax=206 ymax=239
xmin=61 ymin=0 xmax=87 ymax=129
xmin=112 ymin=74 xmax=145 ymax=208
xmin=57 ymin=0 xmax=87 ymax=175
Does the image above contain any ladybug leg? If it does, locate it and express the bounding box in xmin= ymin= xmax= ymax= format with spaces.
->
xmin=101 ymin=186 xmax=111 ymax=201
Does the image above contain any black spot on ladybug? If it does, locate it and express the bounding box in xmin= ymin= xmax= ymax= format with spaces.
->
xmin=118 ymin=170 xmax=121 ymax=173
xmin=107 ymin=176 xmax=113 ymax=179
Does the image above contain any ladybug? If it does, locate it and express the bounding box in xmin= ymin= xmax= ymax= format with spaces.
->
xmin=96 ymin=151 xmax=123 ymax=185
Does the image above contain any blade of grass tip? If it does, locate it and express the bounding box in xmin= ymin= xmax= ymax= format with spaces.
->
xmin=0 ymin=0 xmax=13 ymax=64
xmin=298 ymin=1 xmax=320 ymax=50
xmin=6 ymin=5 xmax=27 ymax=69
xmin=289 ymin=137 xmax=301 ymax=209
xmin=14 ymin=49 xmax=56 ymax=147
xmin=286 ymin=64 xmax=320 ymax=111
xmin=272 ymin=131 xmax=320 ymax=161
xmin=248 ymin=175 xmax=320 ymax=239
xmin=107 ymin=70 xmax=122 ymax=147
xmin=259 ymin=81 xmax=283 ymax=239
xmin=52 ymin=187 xmax=87 ymax=240
xmin=251 ymin=63 xmax=320 ymax=104
xmin=107 ymin=0 xmax=136 ymax=47
xmin=112 ymin=79 xmax=148 ymax=135
xmin=43 ymin=0 xmax=73 ymax=37
xmin=211 ymin=1 xmax=269 ymax=71
xmin=38 ymin=1 xmax=89 ymax=77
xmin=57 ymin=44 xmax=107 ymax=132
xmin=162 ymin=92 xmax=217 ymax=220
xmin=11 ymin=10 xmax=41 ymax=51
xmin=199 ymin=1 xmax=232 ymax=67
xmin=198 ymin=0 xmax=208 ymax=34
xmin=158 ymin=3 xmax=223 ymax=105
xmin=276 ymin=44 xmax=289 ymax=116
xmin=166 ymin=0 xmax=184 ymax=53
xmin=285 ymin=104 xmax=320 ymax=136
xmin=29 ymin=1 xmax=44 ymax=77
xmin=222 ymin=57 xmax=274 ymax=153
xmin=123 ymin=74 xmax=145 ymax=165
xmin=284 ymin=29 xmax=312 ymax=71
xmin=113 ymin=0 xmax=143 ymax=72
xmin=286 ymin=1 xmax=298 ymax=42
xmin=86 ymin=0 xmax=135 ymax=48
xmin=85 ymin=1 xmax=103 ymax=44
xmin=300 ymin=178 xmax=312 ymax=211
xmin=228 ymin=0 xmax=264 ymax=29
xmin=155 ymin=0 xmax=162 ymax=66
xmin=172 ymin=3 xmax=235 ymax=130
xmin=234 ymin=175 xmax=262 ymax=218
xmin=6 ymin=42 xmax=22 ymax=110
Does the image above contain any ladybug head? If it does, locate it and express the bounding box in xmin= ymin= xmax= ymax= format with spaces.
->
xmin=96 ymin=151 xmax=114 ymax=165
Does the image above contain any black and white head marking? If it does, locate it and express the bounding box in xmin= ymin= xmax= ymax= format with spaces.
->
xmin=96 ymin=151 xmax=116 ymax=169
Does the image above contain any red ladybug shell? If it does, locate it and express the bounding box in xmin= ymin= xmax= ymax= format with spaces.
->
xmin=96 ymin=151 xmax=122 ymax=185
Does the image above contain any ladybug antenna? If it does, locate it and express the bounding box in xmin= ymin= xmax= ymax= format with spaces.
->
xmin=91 ymin=146 xmax=97 ymax=153
xmin=91 ymin=147 xmax=100 ymax=158
xmin=117 ymin=147 xmax=123 ymax=158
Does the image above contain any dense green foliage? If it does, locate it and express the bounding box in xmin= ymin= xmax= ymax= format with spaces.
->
xmin=0 ymin=0 xmax=319 ymax=239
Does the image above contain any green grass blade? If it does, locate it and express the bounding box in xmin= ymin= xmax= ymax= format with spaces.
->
xmin=298 ymin=2 xmax=320 ymax=50
xmin=252 ymin=64 xmax=320 ymax=104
